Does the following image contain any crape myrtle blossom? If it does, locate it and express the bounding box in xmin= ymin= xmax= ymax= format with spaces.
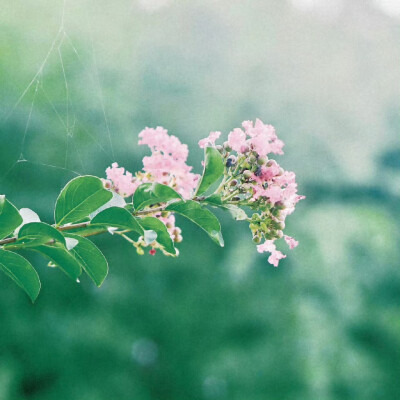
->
xmin=105 ymin=127 xmax=198 ymax=255
xmin=104 ymin=119 xmax=304 ymax=265
xmin=198 ymin=118 xmax=305 ymax=266
xmin=106 ymin=127 xmax=199 ymax=200
xmin=198 ymin=131 xmax=221 ymax=149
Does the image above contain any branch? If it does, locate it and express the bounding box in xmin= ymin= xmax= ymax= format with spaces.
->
xmin=0 ymin=204 xmax=175 ymax=247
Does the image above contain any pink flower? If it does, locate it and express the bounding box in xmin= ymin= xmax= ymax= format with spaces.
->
xmin=242 ymin=119 xmax=284 ymax=157
xmin=105 ymin=163 xmax=136 ymax=197
xmin=257 ymin=240 xmax=287 ymax=267
xmin=198 ymin=131 xmax=221 ymax=148
xmin=268 ymin=250 xmax=286 ymax=267
xmin=264 ymin=185 xmax=283 ymax=205
xmin=227 ymin=128 xmax=246 ymax=152
xmin=263 ymin=161 xmax=281 ymax=181
xmin=139 ymin=127 xmax=189 ymax=161
xmin=149 ymin=249 xmax=156 ymax=255
xmin=284 ymin=235 xmax=299 ymax=249
xmin=257 ymin=240 xmax=275 ymax=253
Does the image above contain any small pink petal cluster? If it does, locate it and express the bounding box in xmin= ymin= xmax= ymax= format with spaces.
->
xmin=106 ymin=127 xmax=199 ymax=199
xmin=105 ymin=127 xmax=199 ymax=254
xmin=198 ymin=118 xmax=304 ymax=267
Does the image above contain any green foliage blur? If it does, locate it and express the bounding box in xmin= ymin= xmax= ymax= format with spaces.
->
xmin=0 ymin=0 xmax=399 ymax=399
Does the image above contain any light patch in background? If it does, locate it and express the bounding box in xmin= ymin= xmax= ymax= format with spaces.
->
xmin=131 ymin=338 xmax=158 ymax=366
xmin=290 ymin=0 xmax=344 ymax=19
xmin=137 ymin=0 xmax=172 ymax=13
xmin=372 ymin=0 xmax=400 ymax=18
xmin=203 ymin=376 xmax=227 ymax=399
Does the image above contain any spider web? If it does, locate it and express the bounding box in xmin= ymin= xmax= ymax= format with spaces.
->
xmin=0 ymin=0 xmax=116 ymax=185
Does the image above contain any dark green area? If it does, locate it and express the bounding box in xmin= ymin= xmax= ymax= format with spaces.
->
xmin=0 ymin=0 xmax=399 ymax=399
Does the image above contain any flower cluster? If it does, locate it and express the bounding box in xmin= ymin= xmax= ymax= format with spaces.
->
xmin=106 ymin=127 xmax=199 ymax=199
xmin=104 ymin=119 xmax=303 ymax=265
xmin=198 ymin=118 xmax=304 ymax=266
xmin=105 ymin=127 xmax=198 ymax=255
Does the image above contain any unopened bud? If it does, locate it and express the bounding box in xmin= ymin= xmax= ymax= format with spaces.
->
xmin=243 ymin=170 xmax=252 ymax=179
xmin=249 ymin=223 xmax=258 ymax=232
xmin=257 ymin=157 xmax=267 ymax=165
xmin=249 ymin=155 xmax=257 ymax=164
xmin=252 ymin=235 xmax=261 ymax=244
xmin=264 ymin=231 xmax=275 ymax=240
xmin=240 ymin=145 xmax=250 ymax=154
xmin=224 ymin=143 xmax=232 ymax=152
xmin=226 ymin=156 xmax=237 ymax=168
xmin=271 ymin=208 xmax=280 ymax=218
xmin=136 ymin=247 xmax=145 ymax=255
xmin=230 ymin=179 xmax=238 ymax=187
xmin=232 ymin=196 xmax=241 ymax=202
xmin=254 ymin=166 xmax=262 ymax=177
xmin=216 ymin=145 xmax=223 ymax=153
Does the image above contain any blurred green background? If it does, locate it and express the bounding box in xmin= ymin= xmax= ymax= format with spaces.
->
xmin=0 ymin=0 xmax=399 ymax=399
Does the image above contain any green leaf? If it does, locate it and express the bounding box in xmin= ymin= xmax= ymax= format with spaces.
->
xmin=16 ymin=222 xmax=66 ymax=248
xmin=55 ymin=175 xmax=113 ymax=226
xmin=133 ymin=183 xmax=182 ymax=211
xmin=195 ymin=147 xmax=225 ymax=196
xmin=220 ymin=204 xmax=249 ymax=221
xmin=203 ymin=194 xmax=223 ymax=206
xmin=166 ymin=200 xmax=224 ymax=247
xmin=0 ymin=197 xmax=23 ymax=239
xmin=33 ymin=244 xmax=82 ymax=280
xmin=138 ymin=217 xmax=176 ymax=255
xmin=91 ymin=207 xmax=143 ymax=235
xmin=64 ymin=233 xmax=108 ymax=287
xmin=0 ymin=249 xmax=40 ymax=302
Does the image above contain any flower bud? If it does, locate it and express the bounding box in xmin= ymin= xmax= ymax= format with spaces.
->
xmin=271 ymin=208 xmax=280 ymax=218
xmin=226 ymin=156 xmax=237 ymax=168
xmin=254 ymin=166 xmax=262 ymax=177
xmin=249 ymin=155 xmax=257 ymax=164
xmin=252 ymin=235 xmax=261 ymax=244
xmin=232 ymin=196 xmax=241 ymax=202
xmin=216 ymin=145 xmax=223 ymax=153
xmin=240 ymin=145 xmax=250 ymax=154
xmin=230 ymin=179 xmax=238 ymax=187
xmin=257 ymin=157 xmax=267 ymax=165
xmin=243 ymin=170 xmax=252 ymax=179
xmin=264 ymin=231 xmax=275 ymax=240
xmin=136 ymin=247 xmax=145 ymax=255
xmin=224 ymin=143 xmax=232 ymax=152
xmin=249 ymin=223 xmax=258 ymax=232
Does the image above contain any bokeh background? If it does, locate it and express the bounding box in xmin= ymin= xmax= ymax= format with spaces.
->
xmin=0 ymin=0 xmax=399 ymax=399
